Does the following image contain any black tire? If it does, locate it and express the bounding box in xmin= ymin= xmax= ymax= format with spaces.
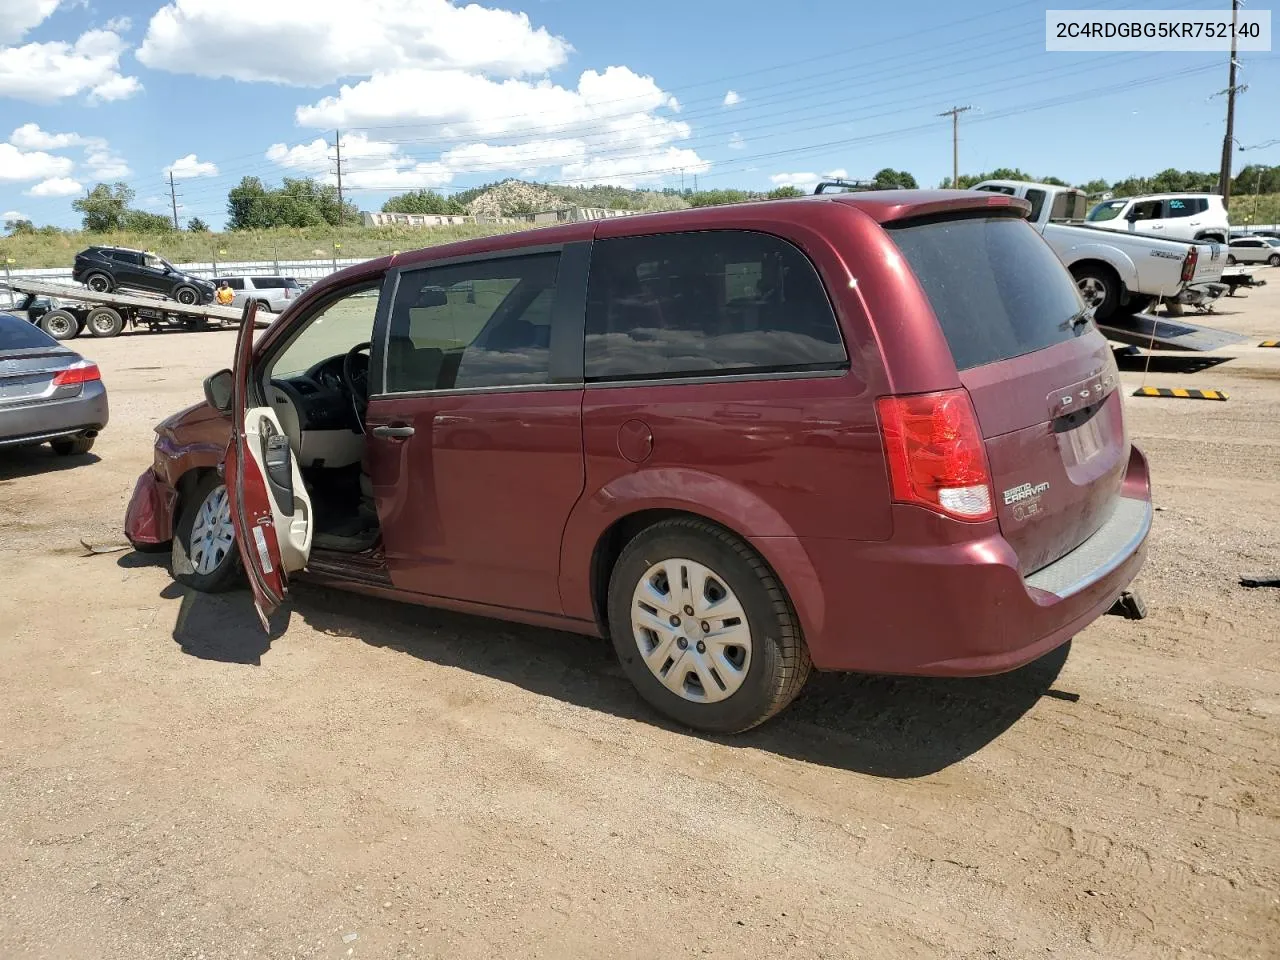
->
xmin=84 ymin=272 xmax=113 ymax=293
xmin=1226 ymin=254 xmax=1237 ymax=266
xmin=255 ymin=299 xmax=271 ymax=313
xmin=174 ymin=285 xmax=199 ymax=305
xmin=1269 ymin=254 xmax=1280 ymax=267
xmin=172 ymin=473 xmax=243 ymax=593
xmin=86 ymin=306 xmax=124 ymax=338
xmin=49 ymin=435 xmax=94 ymax=456
xmin=39 ymin=309 xmax=80 ymax=340
xmin=607 ymin=517 xmax=811 ymax=733
xmin=1071 ymin=264 xmax=1120 ymax=322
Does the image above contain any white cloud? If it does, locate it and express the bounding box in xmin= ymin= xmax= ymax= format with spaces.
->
xmin=165 ymin=153 xmax=218 ymax=178
xmin=769 ymin=168 xmax=848 ymax=192
xmin=2 ymin=209 xmax=31 ymax=222
xmin=560 ymin=147 xmax=709 ymax=189
xmin=296 ymin=65 xmax=680 ymax=137
xmin=26 ymin=176 xmax=84 ymax=197
xmin=137 ymin=0 xmax=570 ymax=86
xmin=102 ymin=16 xmax=132 ymax=33
xmin=0 ymin=0 xmax=59 ymax=44
xmin=267 ymin=133 xmax=453 ymax=191
xmin=0 ymin=142 xmax=74 ymax=181
xmin=9 ymin=122 xmax=85 ymax=150
xmin=89 ymin=73 xmax=142 ymax=102
xmin=723 ymin=90 xmax=741 ymax=107
xmin=0 ymin=28 xmax=141 ymax=103
xmin=287 ymin=66 xmax=703 ymax=188
xmin=728 ymin=132 xmax=745 ymax=151
xmin=84 ymin=142 xmax=130 ymax=179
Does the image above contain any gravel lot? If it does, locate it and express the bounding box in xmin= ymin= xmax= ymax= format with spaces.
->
xmin=1 ymin=276 xmax=1277 ymax=959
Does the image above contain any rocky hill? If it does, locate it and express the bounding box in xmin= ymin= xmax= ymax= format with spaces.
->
xmin=465 ymin=180 xmax=564 ymax=218
xmin=460 ymin=178 xmax=691 ymax=217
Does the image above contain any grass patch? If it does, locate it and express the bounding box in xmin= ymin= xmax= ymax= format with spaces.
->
xmin=0 ymin=223 xmax=535 ymax=269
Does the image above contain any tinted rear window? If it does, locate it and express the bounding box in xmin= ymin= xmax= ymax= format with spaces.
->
xmin=889 ymin=216 xmax=1084 ymax=371
xmin=0 ymin=314 xmax=60 ymax=350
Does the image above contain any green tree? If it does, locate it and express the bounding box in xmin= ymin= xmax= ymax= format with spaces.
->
xmin=227 ymin=176 xmax=357 ymax=229
xmin=73 ymin=182 xmax=134 ymax=231
xmin=1233 ymin=164 xmax=1280 ymax=197
xmin=381 ymin=189 xmax=463 ymax=215
xmin=1078 ymin=179 xmax=1111 ymax=196
xmin=686 ymin=189 xmax=757 ymax=208
xmin=767 ymin=186 xmax=805 ymax=199
xmin=872 ymin=168 xmax=919 ymax=190
xmin=227 ymin=177 xmax=277 ymax=230
xmin=123 ymin=210 xmax=175 ymax=232
xmin=4 ymin=218 xmax=35 ymax=234
xmin=187 ymin=217 xmax=210 ymax=232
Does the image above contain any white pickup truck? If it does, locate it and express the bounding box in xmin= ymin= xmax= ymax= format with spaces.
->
xmin=971 ymin=179 xmax=1225 ymax=321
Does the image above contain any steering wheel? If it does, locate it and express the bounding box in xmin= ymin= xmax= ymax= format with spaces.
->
xmin=342 ymin=341 xmax=372 ymax=431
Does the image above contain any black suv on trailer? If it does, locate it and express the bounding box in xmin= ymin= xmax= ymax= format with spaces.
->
xmin=72 ymin=247 xmax=216 ymax=305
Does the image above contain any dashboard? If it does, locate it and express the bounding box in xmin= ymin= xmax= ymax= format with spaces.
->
xmin=269 ymin=352 xmax=367 ymax=433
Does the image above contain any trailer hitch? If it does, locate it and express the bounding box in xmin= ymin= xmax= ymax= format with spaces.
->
xmin=1107 ymin=590 xmax=1147 ymax=620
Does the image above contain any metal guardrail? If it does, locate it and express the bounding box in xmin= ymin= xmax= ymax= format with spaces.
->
xmin=2 ymin=256 xmax=361 ymax=308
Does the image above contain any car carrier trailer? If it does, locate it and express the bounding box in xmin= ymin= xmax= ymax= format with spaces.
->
xmin=1 ymin=279 xmax=275 ymax=340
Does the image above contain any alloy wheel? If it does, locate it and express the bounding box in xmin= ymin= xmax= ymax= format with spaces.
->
xmin=630 ymin=557 xmax=752 ymax=704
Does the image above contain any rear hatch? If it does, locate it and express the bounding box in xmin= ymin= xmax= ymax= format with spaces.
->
xmin=889 ymin=215 xmax=1129 ymax=574
xmin=0 ymin=324 xmax=84 ymax=407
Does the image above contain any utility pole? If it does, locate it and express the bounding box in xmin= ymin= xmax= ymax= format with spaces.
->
xmin=1217 ymin=0 xmax=1242 ymax=207
xmin=938 ymin=105 xmax=971 ymax=188
xmin=168 ymin=171 xmax=181 ymax=230
xmin=330 ymin=129 xmax=347 ymax=226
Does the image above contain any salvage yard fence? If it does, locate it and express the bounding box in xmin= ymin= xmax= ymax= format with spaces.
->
xmin=2 ymin=257 xmax=362 ymax=308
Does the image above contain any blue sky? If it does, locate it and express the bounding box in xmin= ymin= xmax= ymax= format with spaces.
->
xmin=1 ymin=0 xmax=1276 ymax=229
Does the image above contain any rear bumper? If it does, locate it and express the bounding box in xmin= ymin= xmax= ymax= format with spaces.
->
xmin=124 ymin=468 xmax=177 ymax=547
xmin=767 ymin=444 xmax=1152 ymax=676
xmin=0 ymin=382 xmax=109 ymax=447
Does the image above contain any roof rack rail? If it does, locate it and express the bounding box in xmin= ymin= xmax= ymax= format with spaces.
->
xmin=813 ymin=178 xmax=878 ymax=195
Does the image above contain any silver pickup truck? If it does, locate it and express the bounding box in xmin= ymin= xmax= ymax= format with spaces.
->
xmin=972 ymin=180 xmax=1225 ymax=321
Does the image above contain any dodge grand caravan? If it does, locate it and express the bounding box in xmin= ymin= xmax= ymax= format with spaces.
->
xmin=124 ymin=190 xmax=1152 ymax=733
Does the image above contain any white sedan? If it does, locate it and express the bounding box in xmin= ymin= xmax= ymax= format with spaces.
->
xmin=1227 ymin=236 xmax=1280 ymax=266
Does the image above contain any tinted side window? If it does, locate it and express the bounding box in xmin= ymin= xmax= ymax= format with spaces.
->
xmin=110 ymin=250 xmax=142 ymax=264
xmin=252 ymin=278 xmax=287 ymax=289
xmin=1166 ymin=198 xmax=1194 ymax=218
xmin=386 ymin=253 xmax=559 ymax=392
xmin=584 ymin=230 xmax=846 ymax=382
xmin=224 ymin=278 xmax=245 ymax=290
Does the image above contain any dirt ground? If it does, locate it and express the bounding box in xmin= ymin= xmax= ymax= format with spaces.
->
xmin=1 ymin=278 xmax=1278 ymax=960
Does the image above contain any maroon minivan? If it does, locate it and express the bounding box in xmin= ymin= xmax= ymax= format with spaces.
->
xmin=125 ymin=190 xmax=1151 ymax=732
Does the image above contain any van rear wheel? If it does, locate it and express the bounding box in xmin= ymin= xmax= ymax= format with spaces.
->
xmin=607 ymin=518 xmax=811 ymax=733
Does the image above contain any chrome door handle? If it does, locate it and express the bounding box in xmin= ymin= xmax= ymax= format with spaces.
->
xmin=371 ymin=424 xmax=415 ymax=438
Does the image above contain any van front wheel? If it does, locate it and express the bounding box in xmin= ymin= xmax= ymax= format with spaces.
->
xmin=607 ymin=518 xmax=811 ymax=733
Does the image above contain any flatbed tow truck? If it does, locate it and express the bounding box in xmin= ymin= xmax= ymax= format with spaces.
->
xmin=0 ymin=279 xmax=275 ymax=340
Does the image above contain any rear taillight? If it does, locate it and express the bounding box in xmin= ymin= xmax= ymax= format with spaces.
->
xmin=876 ymin=389 xmax=994 ymax=522
xmin=284 ymin=287 xmax=294 ymax=298
xmin=52 ymin=361 xmax=101 ymax=387
xmin=1181 ymin=246 xmax=1198 ymax=283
